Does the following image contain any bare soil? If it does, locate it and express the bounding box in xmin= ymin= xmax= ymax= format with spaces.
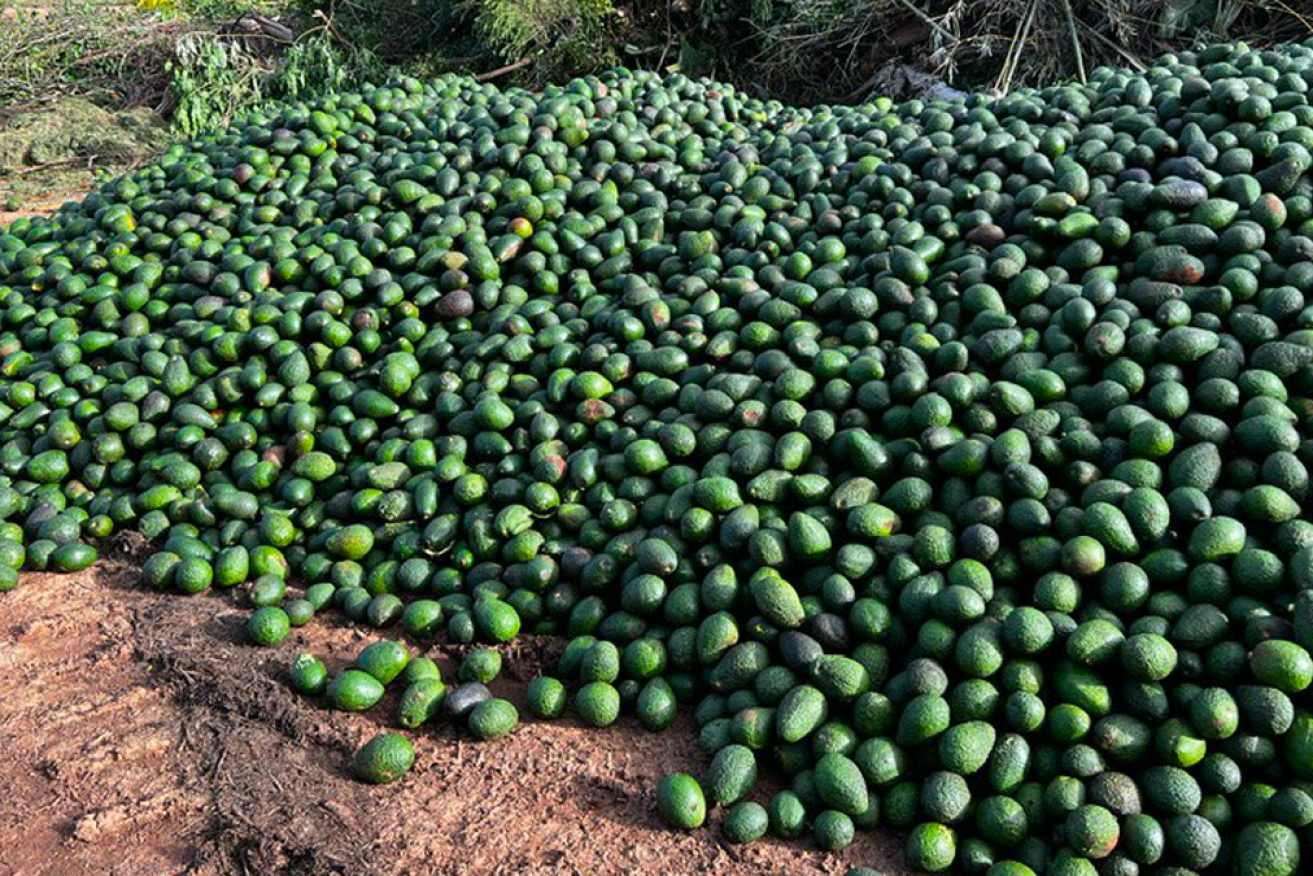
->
xmin=0 ymin=563 xmax=919 ymax=876
xmin=0 ymin=190 xmax=81 ymax=226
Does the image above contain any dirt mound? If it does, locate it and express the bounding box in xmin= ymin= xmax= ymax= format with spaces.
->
xmin=0 ymin=569 xmax=915 ymax=876
xmin=0 ymin=98 xmax=168 ymax=220
xmin=0 ymin=98 xmax=166 ymax=169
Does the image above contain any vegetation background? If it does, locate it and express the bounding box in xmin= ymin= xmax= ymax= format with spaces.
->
xmin=0 ymin=0 xmax=1310 ymax=211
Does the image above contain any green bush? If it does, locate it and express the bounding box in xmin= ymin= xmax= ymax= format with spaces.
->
xmin=269 ymin=34 xmax=384 ymax=101
xmin=471 ymin=0 xmax=618 ymax=84
xmin=167 ymin=33 xmax=263 ymax=139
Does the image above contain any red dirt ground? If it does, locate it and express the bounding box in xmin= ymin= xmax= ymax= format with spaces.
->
xmin=0 ymin=563 xmax=922 ymax=876
xmin=0 ymin=192 xmax=81 ymax=227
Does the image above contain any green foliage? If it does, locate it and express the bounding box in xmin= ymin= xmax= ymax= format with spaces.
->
xmin=293 ymin=0 xmax=473 ymax=66
xmin=470 ymin=0 xmax=618 ymax=82
xmin=270 ymin=34 xmax=384 ymax=101
xmin=170 ymin=0 xmax=288 ymax=19
xmin=167 ymin=33 xmax=262 ymax=138
xmin=696 ymin=0 xmax=782 ymax=32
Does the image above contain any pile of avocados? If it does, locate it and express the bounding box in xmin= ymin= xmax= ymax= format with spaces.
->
xmin=3 ymin=34 xmax=1313 ymax=876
